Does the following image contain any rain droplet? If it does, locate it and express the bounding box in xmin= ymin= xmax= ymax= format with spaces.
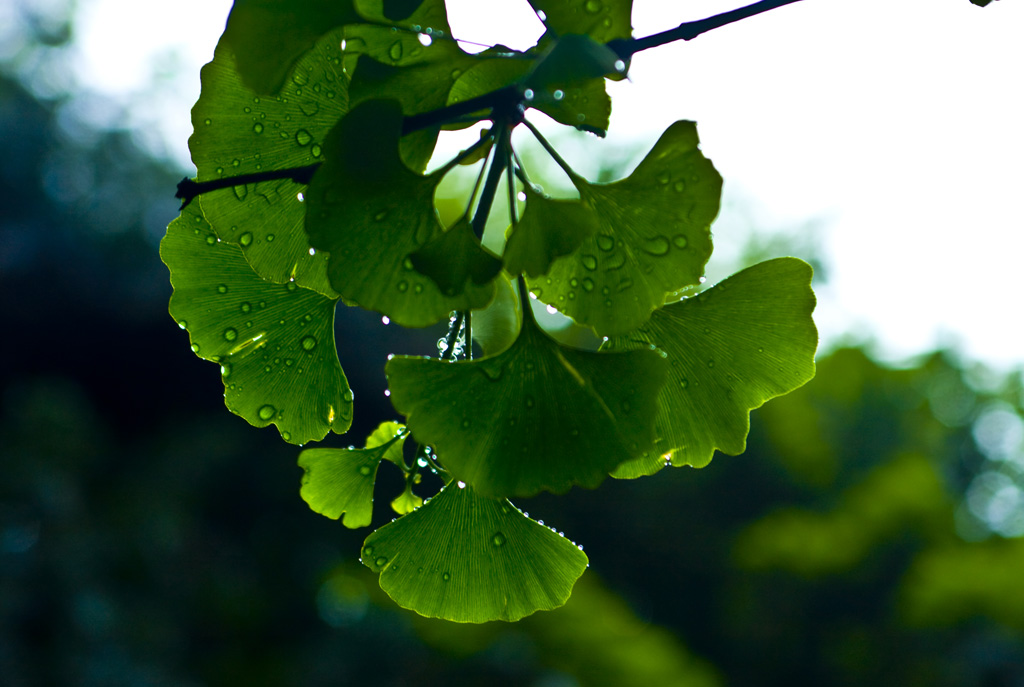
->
xmin=216 ymin=284 xmax=228 ymax=294
xmin=673 ymin=180 xmax=686 ymax=193
xmin=442 ymin=572 xmax=451 ymax=581
xmin=239 ymin=232 xmax=253 ymax=247
xmin=707 ymin=359 xmax=715 ymax=368
xmin=311 ymin=144 xmax=322 ymax=157
xmin=359 ymin=465 xmax=372 ymax=476
xmin=552 ymin=89 xmax=564 ymax=100
xmin=375 ymin=556 xmax=388 ymax=567
xmin=301 ymin=336 xmax=318 ymax=351
xmin=582 ymin=278 xmax=595 ymax=292
xmin=388 ymin=41 xmax=403 ymax=61
xmin=640 ymin=236 xmax=670 ymax=256
xmin=265 ymin=234 xmax=275 ymax=242
xmin=672 ymin=234 xmax=688 ymax=249
xmin=492 ymin=532 xmax=506 ymax=547
xmin=581 ymin=254 xmax=598 ymax=271
xmin=397 ymin=280 xmax=409 ymax=293
xmin=295 ymin=129 xmax=312 ymax=146
xmin=584 ymin=0 xmax=602 ymax=13
xmin=596 ymin=234 xmax=614 ymax=251
xmin=523 ymin=88 xmax=534 ymax=100
xmin=224 ymin=328 xmax=238 ymax=342
xmin=252 ymin=123 xmax=264 ymax=134
xmin=240 ymin=302 xmax=251 ymax=313
xmin=258 ymin=404 xmax=276 ymax=420
xmin=205 ymin=235 xmax=217 ymax=245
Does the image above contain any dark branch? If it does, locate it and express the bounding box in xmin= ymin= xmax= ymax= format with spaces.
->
xmin=176 ymin=164 xmax=320 ymax=209
xmin=608 ymin=0 xmax=807 ymax=59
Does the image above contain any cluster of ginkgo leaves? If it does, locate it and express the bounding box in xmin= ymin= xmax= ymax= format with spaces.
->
xmin=161 ymin=0 xmax=820 ymax=623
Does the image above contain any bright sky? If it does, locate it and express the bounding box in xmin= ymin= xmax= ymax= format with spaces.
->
xmin=68 ymin=0 xmax=1024 ymax=371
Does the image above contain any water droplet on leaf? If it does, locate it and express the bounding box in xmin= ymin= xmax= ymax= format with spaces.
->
xmin=258 ymin=404 xmax=276 ymax=420
xmin=224 ymin=328 xmax=238 ymax=342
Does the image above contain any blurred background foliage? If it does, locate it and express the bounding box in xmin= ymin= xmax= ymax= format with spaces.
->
xmin=3 ymin=3 xmax=1024 ymax=686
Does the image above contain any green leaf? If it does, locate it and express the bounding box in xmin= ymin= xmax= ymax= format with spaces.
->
xmin=219 ymin=0 xmax=358 ymax=94
xmin=362 ymin=482 xmax=588 ymax=622
xmin=161 ymin=205 xmax=353 ymax=445
xmin=191 ymin=28 xmax=350 ymax=297
xmin=531 ymin=120 xmax=722 ymax=337
xmin=386 ymin=308 xmax=668 ymax=497
xmin=305 ymin=99 xmax=497 ymax=327
xmin=505 ymin=184 xmax=600 ymax=278
xmin=344 ymin=0 xmax=477 ymax=171
xmin=447 ymin=52 xmax=611 ymax=136
xmin=528 ymin=0 xmax=633 ymax=44
xmin=605 ymin=258 xmax=818 ymax=477
xmin=390 ymin=483 xmax=423 ymax=515
xmin=297 ymin=421 xmax=408 ymax=527
xmin=409 ymin=217 xmax=503 ymax=297
xmin=470 ymin=274 xmax=522 ymax=356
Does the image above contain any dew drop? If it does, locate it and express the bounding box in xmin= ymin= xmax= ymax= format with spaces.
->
xmin=252 ymin=122 xmax=264 ymax=134
xmin=295 ymin=129 xmax=312 ymax=146
xmin=707 ymin=359 xmax=715 ymax=368
xmin=239 ymin=232 xmax=253 ymax=247
xmin=388 ymin=41 xmax=403 ymax=61
xmin=673 ymin=180 xmax=686 ymax=193
xmin=258 ymin=404 xmax=276 ymax=420
xmin=205 ymin=234 xmax=217 ymax=245
xmin=552 ymin=89 xmax=564 ymax=100
xmin=523 ymin=88 xmax=534 ymax=100
xmin=311 ymin=144 xmax=322 ymax=157
xmin=525 ymin=396 xmax=535 ymax=408
xmin=614 ymin=59 xmax=626 ymax=72
xmin=190 ymin=343 xmax=200 ymax=353
xmin=492 ymin=532 xmax=506 ymax=547
xmin=581 ymin=254 xmax=598 ymax=271
xmin=203 ymin=118 xmax=211 ymax=126
xmin=397 ymin=280 xmax=409 ymax=293
xmin=359 ymin=465 xmax=372 ymax=476
xmin=375 ymin=556 xmax=388 ymax=567
xmin=216 ymin=284 xmax=228 ymax=294
xmin=240 ymin=302 xmax=252 ymax=314
xmin=582 ymin=278 xmax=595 ymax=292
xmin=596 ymin=234 xmax=614 ymax=251
xmin=223 ymin=328 xmax=238 ymax=342
xmin=584 ymin=0 xmax=602 ymax=13
xmin=672 ymin=234 xmax=688 ymax=249
xmin=640 ymin=235 xmax=670 ymax=256
xmin=265 ymin=233 xmax=275 ymax=242
xmin=301 ymin=336 xmax=318 ymax=351
xmin=442 ymin=572 xmax=451 ymax=582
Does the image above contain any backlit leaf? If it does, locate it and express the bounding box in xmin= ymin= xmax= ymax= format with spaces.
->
xmin=505 ymin=184 xmax=600 ymax=277
xmin=161 ymin=205 xmax=352 ymax=445
xmin=362 ymin=482 xmax=588 ymax=622
xmin=531 ymin=120 xmax=721 ymax=337
xmin=605 ymin=258 xmax=817 ymax=477
xmin=305 ymin=99 xmax=497 ymax=326
xmin=191 ymin=28 xmax=350 ymax=297
xmin=298 ymin=421 xmax=407 ymax=527
xmin=528 ymin=0 xmax=633 ymax=44
xmin=386 ymin=307 xmax=668 ymax=497
xmin=219 ymin=0 xmax=358 ymax=94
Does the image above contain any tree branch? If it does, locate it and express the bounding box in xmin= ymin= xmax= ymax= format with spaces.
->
xmin=175 ymin=164 xmax=320 ymax=209
xmin=608 ymin=0 xmax=807 ymax=59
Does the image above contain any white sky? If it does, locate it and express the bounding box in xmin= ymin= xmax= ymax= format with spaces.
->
xmin=68 ymin=0 xmax=1024 ymax=371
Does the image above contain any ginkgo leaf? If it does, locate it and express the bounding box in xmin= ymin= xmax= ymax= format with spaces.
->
xmin=446 ymin=52 xmax=612 ymax=136
xmin=365 ymin=420 xmax=409 ymax=467
xmin=470 ymin=273 xmax=522 ymax=356
xmin=161 ymin=205 xmax=352 ymax=445
xmin=362 ymin=482 xmax=588 ymax=622
xmin=390 ymin=484 xmax=424 ymax=515
xmin=344 ymin=0 xmax=478 ymax=171
xmin=409 ymin=217 xmax=503 ymax=297
xmin=190 ymin=28 xmax=350 ymax=297
xmin=305 ymin=99 xmax=497 ymax=327
xmin=386 ymin=306 xmax=668 ymax=497
xmin=528 ymin=0 xmax=634 ymax=45
xmin=297 ymin=421 xmax=408 ymax=527
xmin=531 ymin=120 xmax=722 ymax=337
xmin=504 ymin=184 xmax=600 ymax=278
xmin=219 ymin=0 xmax=358 ymax=94
xmin=526 ymin=33 xmax=626 ymax=91
xmin=605 ymin=258 xmax=818 ymax=477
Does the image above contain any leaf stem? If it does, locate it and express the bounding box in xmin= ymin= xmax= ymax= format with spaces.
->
xmin=522 ymin=119 xmax=579 ymax=184
xmin=440 ymin=311 xmax=466 ymax=361
xmin=607 ymin=0 xmax=807 ymax=60
xmin=471 ymin=124 xmax=510 ymax=241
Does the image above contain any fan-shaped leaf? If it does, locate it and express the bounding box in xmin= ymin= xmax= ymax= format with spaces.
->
xmin=219 ymin=0 xmax=358 ymax=94
xmin=297 ymin=421 xmax=407 ymax=527
xmin=161 ymin=206 xmax=352 ymax=445
xmin=531 ymin=120 xmax=721 ymax=337
xmin=305 ymin=99 xmax=497 ymax=326
xmin=362 ymin=482 xmax=588 ymax=622
xmin=386 ymin=308 xmax=668 ymax=497
xmin=528 ymin=0 xmax=633 ymax=44
xmin=190 ymin=28 xmax=350 ymax=297
xmin=409 ymin=217 xmax=503 ymax=297
xmin=505 ymin=184 xmax=600 ymax=277
xmin=605 ymin=258 xmax=818 ymax=477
